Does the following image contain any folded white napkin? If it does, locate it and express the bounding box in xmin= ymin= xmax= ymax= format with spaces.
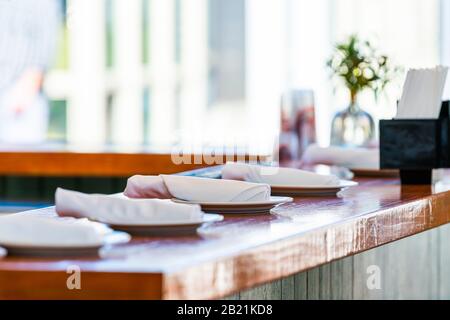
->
xmin=55 ymin=188 xmax=204 ymax=225
xmin=397 ymin=66 xmax=448 ymax=119
xmin=124 ymin=175 xmax=271 ymax=202
xmin=222 ymin=162 xmax=340 ymax=186
xmin=0 ymin=213 xmax=110 ymax=247
xmin=301 ymin=144 xmax=379 ymax=169
xmin=123 ymin=175 xmax=172 ymax=199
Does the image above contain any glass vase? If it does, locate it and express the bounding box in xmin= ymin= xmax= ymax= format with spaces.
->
xmin=330 ymin=103 xmax=375 ymax=147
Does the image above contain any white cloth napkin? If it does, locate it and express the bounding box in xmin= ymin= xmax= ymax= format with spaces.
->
xmin=124 ymin=175 xmax=271 ymax=202
xmin=301 ymin=144 xmax=379 ymax=169
xmin=396 ymin=66 xmax=448 ymax=119
xmin=222 ymin=162 xmax=340 ymax=186
xmin=55 ymin=188 xmax=204 ymax=225
xmin=0 ymin=213 xmax=110 ymax=247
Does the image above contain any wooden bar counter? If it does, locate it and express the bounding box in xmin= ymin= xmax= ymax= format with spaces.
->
xmin=1 ymin=174 xmax=450 ymax=299
xmin=0 ymin=143 xmax=249 ymax=177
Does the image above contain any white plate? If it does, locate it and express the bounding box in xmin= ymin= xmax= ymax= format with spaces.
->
xmin=1 ymin=231 xmax=131 ymax=257
xmin=270 ymin=180 xmax=358 ymax=196
xmin=172 ymin=196 xmax=293 ymax=214
xmin=108 ymin=213 xmax=224 ymax=236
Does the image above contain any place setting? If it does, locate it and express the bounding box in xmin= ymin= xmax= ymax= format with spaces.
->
xmin=124 ymin=174 xmax=293 ymax=214
xmin=221 ymin=162 xmax=358 ymax=196
xmin=55 ymin=188 xmax=224 ymax=236
xmin=0 ymin=213 xmax=130 ymax=257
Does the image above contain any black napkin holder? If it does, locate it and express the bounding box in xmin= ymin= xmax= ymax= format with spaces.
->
xmin=379 ymin=101 xmax=450 ymax=184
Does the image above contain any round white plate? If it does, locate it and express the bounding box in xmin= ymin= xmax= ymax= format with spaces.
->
xmin=270 ymin=180 xmax=358 ymax=196
xmin=172 ymin=196 xmax=293 ymax=214
xmin=107 ymin=213 xmax=224 ymax=236
xmin=1 ymin=231 xmax=131 ymax=257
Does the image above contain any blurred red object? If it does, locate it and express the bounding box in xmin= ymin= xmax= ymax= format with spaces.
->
xmin=279 ymin=90 xmax=317 ymax=162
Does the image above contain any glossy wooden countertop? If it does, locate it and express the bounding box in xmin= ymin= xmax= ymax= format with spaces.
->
xmin=0 ymin=143 xmax=258 ymax=177
xmin=1 ymin=175 xmax=450 ymax=299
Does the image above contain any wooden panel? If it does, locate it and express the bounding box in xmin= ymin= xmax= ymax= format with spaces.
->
xmin=41 ymin=178 xmax=78 ymax=202
xmin=3 ymin=177 xmax=42 ymax=200
xmin=0 ymin=271 xmax=162 ymax=300
xmin=439 ymin=224 xmax=450 ymax=299
xmin=352 ymin=245 xmax=385 ymax=299
xmin=427 ymin=228 xmax=440 ymax=299
xmin=0 ymin=149 xmax=262 ymax=177
xmin=0 ymin=152 xmax=201 ymax=177
xmin=330 ymin=257 xmax=353 ymax=300
xmin=240 ymin=281 xmax=282 ymax=300
xmin=1 ymin=177 xmax=125 ymax=202
xmin=353 ymin=226 xmax=443 ymax=299
xmin=77 ymin=178 xmax=116 ymax=194
xmin=0 ymin=177 xmax=4 ymax=197
xmin=1 ymin=177 xmax=450 ymax=299
xmin=236 ymin=224 xmax=449 ymax=300
xmin=293 ymin=272 xmax=307 ymax=299
xmin=280 ymin=277 xmax=295 ymax=299
xmin=113 ymin=178 xmax=129 ymax=192
xmin=239 ymin=278 xmax=299 ymax=300
xmin=383 ymin=231 xmax=437 ymax=299
xmin=306 ymin=267 xmax=320 ymax=299
xmin=38 ymin=177 xmax=129 ymax=201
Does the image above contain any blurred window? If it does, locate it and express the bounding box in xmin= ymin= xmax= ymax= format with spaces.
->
xmin=42 ymin=0 xmax=448 ymax=148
